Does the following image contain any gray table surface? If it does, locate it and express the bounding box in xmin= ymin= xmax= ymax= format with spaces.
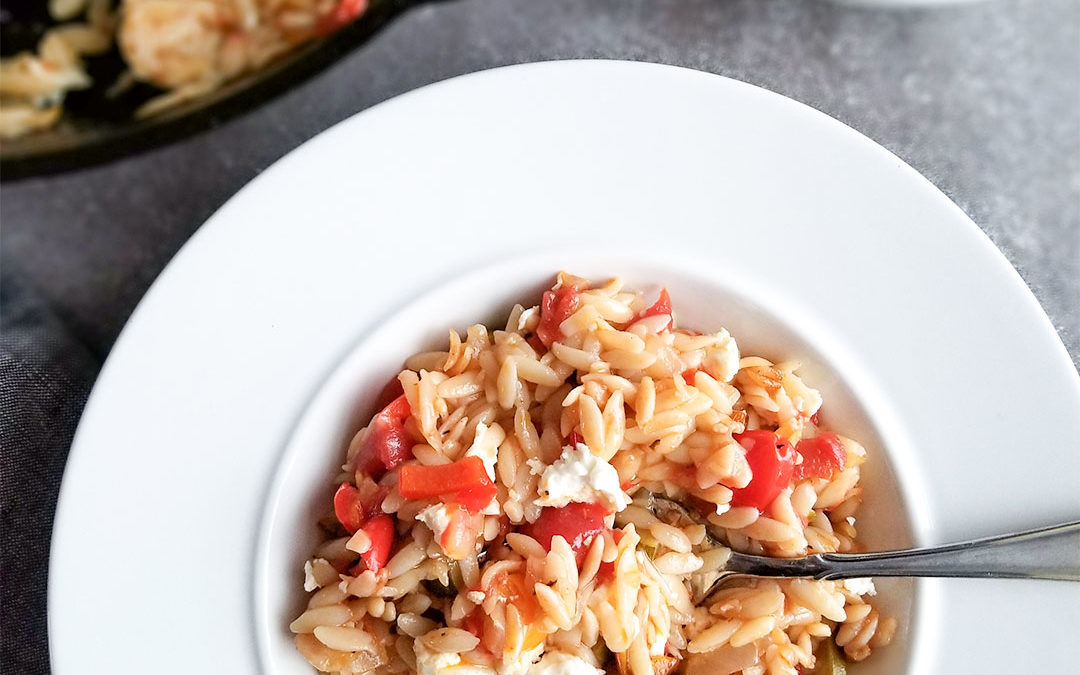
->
xmin=1 ymin=0 xmax=1077 ymax=672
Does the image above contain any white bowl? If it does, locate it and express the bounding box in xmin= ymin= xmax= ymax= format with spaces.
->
xmin=255 ymin=252 xmax=934 ymax=674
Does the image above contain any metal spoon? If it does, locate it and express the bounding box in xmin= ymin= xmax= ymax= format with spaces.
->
xmin=718 ymin=520 xmax=1080 ymax=581
xmin=645 ymin=495 xmax=1080 ymax=600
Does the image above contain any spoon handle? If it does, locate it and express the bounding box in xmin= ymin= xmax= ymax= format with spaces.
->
xmin=809 ymin=521 xmax=1080 ymax=581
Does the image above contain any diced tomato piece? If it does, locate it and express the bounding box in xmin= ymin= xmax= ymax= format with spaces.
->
xmin=595 ymin=560 xmax=614 ymax=585
xmin=374 ymin=378 xmax=405 ymax=414
xmin=634 ymin=288 xmax=672 ymax=329
xmin=378 ymin=393 xmax=410 ymax=419
xmin=793 ymin=433 xmax=846 ymax=481
xmin=488 ymin=569 xmax=541 ymax=623
xmin=315 ymin=0 xmax=368 ymax=34
xmin=525 ymin=334 xmax=547 ymax=355
xmin=439 ymin=504 xmax=483 ymax=560
xmin=354 ymin=514 xmax=394 ymax=573
xmin=333 ymin=483 xmax=366 ymax=533
xmin=333 ymin=481 xmax=389 ymax=533
xmin=729 ymin=430 xmax=796 ymax=511
xmin=351 ymin=448 xmax=385 ymax=477
xmin=537 ymin=286 xmax=582 ymax=347
xmin=522 ymin=502 xmax=608 ymax=565
xmin=666 ymin=464 xmax=698 ymax=489
xmin=565 ymin=431 xmax=585 ymax=447
xmin=373 ymin=394 xmax=412 ymax=469
xmin=462 ymin=610 xmax=486 ymax=642
xmin=353 ymin=394 xmax=414 ymax=475
xmin=594 ymin=528 xmax=625 ymax=584
xmin=362 ymin=485 xmax=389 ymax=520
xmin=681 ymin=368 xmax=699 ymax=386
xmin=398 ymin=456 xmax=497 ymax=512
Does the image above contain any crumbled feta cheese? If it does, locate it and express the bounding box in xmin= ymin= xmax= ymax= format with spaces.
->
xmin=536 ymin=443 xmax=630 ymax=512
xmin=415 ymin=639 xmax=462 ymax=675
xmin=844 ymin=577 xmax=877 ymax=596
xmin=416 ymin=503 xmax=452 ymax=543
xmin=649 ymin=636 xmax=667 ymax=657
xmin=466 ymin=590 xmax=486 ymax=604
xmin=518 ymin=306 xmax=539 ymax=332
xmin=528 ymin=650 xmax=603 ymax=675
xmin=526 ymin=457 xmax=546 ymax=477
xmin=465 ymin=421 xmax=498 ymax=481
xmin=704 ymin=329 xmax=740 ymax=382
xmin=302 ymin=560 xmax=318 ymax=592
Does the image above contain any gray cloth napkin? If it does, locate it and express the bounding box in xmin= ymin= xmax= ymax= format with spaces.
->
xmin=1 ymin=271 xmax=100 ymax=675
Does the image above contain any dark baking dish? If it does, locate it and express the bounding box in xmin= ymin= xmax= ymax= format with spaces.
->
xmin=0 ymin=0 xmax=414 ymax=181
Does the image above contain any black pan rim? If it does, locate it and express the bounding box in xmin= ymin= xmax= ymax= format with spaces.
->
xmin=0 ymin=0 xmax=415 ymax=182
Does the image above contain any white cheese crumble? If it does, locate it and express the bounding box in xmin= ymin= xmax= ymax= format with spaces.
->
xmin=414 ymin=639 xmax=461 ymax=675
xmin=498 ymin=641 xmax=544 ymax=675
xmin=302 ymin=560 xmax=318 ymax=592
xmin=416 ymin=503 xmax=452 ymax=544
xmin=466 ymin=590 xmax=486 ymax=604
xmin=465 ymin=421 xmax=499 ymax=481
xmin=844 ymin=577 xmax=877 ymax=596
xmin=649 ymin=636 xmax=667 ymax=658
xmin=533 ymin=443 xmax=630 ymax=512
xmin=528 ymin=651 xmax=603 ymax=675
xmin=703 ymin=329 xmax=740 ymax=382
xmin=517 ymin=306 xmax=539 ymax=333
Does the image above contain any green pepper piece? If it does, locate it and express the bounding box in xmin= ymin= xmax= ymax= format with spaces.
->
xmin=809 ymin=641 xmax=847 ymax=675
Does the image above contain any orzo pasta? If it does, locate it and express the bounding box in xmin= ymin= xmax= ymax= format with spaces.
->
xmin=0 ymin=0 xmax=372 ymax=138
xmin=292 ymin=272 xmax=895 ymax=675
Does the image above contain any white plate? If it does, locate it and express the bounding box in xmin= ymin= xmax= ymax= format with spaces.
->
xmin=49 ymin=61 xmax=1080 ymax=674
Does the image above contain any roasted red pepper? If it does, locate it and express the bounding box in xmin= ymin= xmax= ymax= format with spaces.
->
xmin=351 ymin=514 xmax=394 ymax=574
xmin=398 ymin=456 xmax=497 ymax=512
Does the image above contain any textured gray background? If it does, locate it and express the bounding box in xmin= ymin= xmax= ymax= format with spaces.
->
xmin=0 ymin=0 xmax=1077 ymax=672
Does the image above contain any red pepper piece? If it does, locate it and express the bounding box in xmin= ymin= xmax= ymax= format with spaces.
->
xmin=352 ymin=514 xmax=394 ymax=573
xmin=398 ymin=456 xmax=497 ymax=512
